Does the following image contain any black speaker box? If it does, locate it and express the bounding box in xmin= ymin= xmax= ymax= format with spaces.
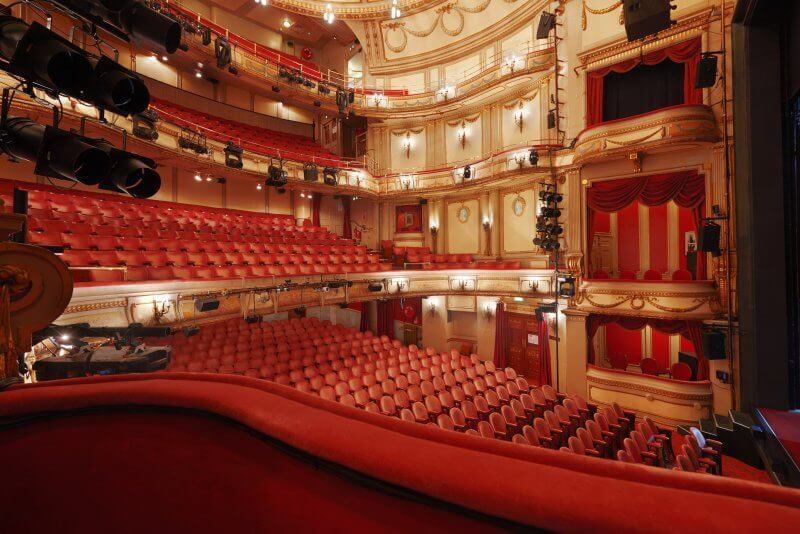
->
xmin=695 ymin=55 xmax=718 ymax=89
xmin=536 ymin=12 xmax=556 ymax=39
xmin=622 ymin=0 xmax=672 ymax=42
xmin=419 ymin=199 xmax=428 ymax=205
xmin=699 ymin=221 xmax=722 ymax=256
xmin=702 ymin=331 xmax=727 ymax=360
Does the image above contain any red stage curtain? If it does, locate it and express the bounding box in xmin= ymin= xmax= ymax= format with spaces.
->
xmin=376 ymin=300 xmax=394 ymax=338
xmin=538 ymin=319 xmax=552 ymax=386
xmin=341 ymin=196 xmax=352 ymax=239
xmin=359 ymin=302 xmax=371 ymax=333
xmin=312 ymin=194 xmax=322 ymax=228
xmin=493 ymin=301 xmax=508 ymax=368
xmin=587 ymin=314 xmax=708 ymax=379
xmin=586 ymin=38 xmax=703 ymax=126
xmin=587 ymin=171 xmax=706 ymax=279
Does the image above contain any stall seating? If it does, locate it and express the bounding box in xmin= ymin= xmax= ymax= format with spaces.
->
xmin=149 ymin=97 xmax=346 ymax=167
xmin=24 ymin=187 xmax=391 ymax=283
xmin=162 ymin=316 xmax=712 ymax=472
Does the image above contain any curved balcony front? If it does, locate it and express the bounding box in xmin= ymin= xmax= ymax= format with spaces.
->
xmin=573 ymin=278 xmax=722 ymax=320
xmin=572 ymin=104 xmax=719 ymax=166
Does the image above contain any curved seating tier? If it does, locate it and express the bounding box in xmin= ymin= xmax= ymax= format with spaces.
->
xmin=149 ymin=97 xmax=346 ymax=167
xmin=394 ymin=246 xmax=521 ymax=270
xmin=161 ymin=316 xmax=712 ymax=474
xmin=23 ymin=186 xmax=390 ymax=283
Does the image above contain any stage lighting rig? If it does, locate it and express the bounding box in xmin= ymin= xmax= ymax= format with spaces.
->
xmin=90 ymin=138 xmax=161 ymax=198
xmin=0 ymin=16 xmax=151 ymax=117
xmin=45 ymin=0 xmax=182 ymax=54
xmin=323 ymin=166 xmax=338 ymax=186
xmin=533 ymin=183 xmax=563 ymax=251
xmin=132 ymin=108 xmax=159 ymax=140
xmin=267 ymin=160 xmax=288 ymax=187
xmin=224 ymin=141 xmax=243 ymax=169
xmin=214 ymin=36 xmax=231 ymax=68
xmin=178 ymin=128 xmax=208 ymax=154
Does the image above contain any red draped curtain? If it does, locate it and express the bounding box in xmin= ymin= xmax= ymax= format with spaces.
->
xmin=493 ymin=301 xmax=508 ymax=368
xmin=538 ymin=319 xmax=552 ymax=386
xmin=376 ymin=300 xmax=394 ymax=338
xmin=341 ymin=196 xmax=352 ymax=239
xmin=586 ymin=38 xmax=703 ymax=127
xmin=587 ymin=314 xmax=708 ymax=380
xmin=359 ymin=302 xmax=371 ymax=333
xmin=312 ymin=194 xmax=322 ymax=228
xmin=587 ymin=170 xmax=706 ymax=279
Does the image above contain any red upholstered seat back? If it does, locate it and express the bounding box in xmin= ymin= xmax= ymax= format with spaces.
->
xmin=672 ymin=269 xmax=693 ymax=281
xmin=640 ymin=357 xmax=659 ymax=375
xmin=670 ymin=362 xmax=693 ymax=381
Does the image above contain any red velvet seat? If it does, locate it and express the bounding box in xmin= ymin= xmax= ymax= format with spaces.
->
xmin=640 ymin=357 xmax=659 ymax=375
xmin=670 ymin=362 xmax=693 ymax=380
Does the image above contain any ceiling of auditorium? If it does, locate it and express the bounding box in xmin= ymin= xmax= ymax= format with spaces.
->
xmin=190 ymin=0 xmax=359 ymax=46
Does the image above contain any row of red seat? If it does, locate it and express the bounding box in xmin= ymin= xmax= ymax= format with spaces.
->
xmin=593 ymin=269 xmax=694 ymax=281
xmin=149 ymin=97 xmax=346 ymax=167
xmin=608 ymin=354 xmax=695 ymax=380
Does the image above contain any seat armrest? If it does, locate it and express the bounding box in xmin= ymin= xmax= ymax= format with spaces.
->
xmin=608 ymin=422 xmax=622 ymax=431
xmin=586 ymin=449 xmax=601 ymax=457
xmin=705 ymin=438 xmax=723 ymax=450
xmin=601 ymin=430 xmax=616 ymax=439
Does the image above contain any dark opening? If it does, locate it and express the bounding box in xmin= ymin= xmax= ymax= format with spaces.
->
xmin=602 ymin=59 xmax=685 ymax=122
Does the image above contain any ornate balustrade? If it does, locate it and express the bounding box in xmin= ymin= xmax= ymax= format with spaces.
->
xmin=572 ymin=104 xmax=719 ymax=165
xmin=573 ymin=278 xmax=722 ymax=320
xmin=586 ymin=365 xmax=713 ymax=427
xmin=61 ymin=268 xmax=555 ymax=327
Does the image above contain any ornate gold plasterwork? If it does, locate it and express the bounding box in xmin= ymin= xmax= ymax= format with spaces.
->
xmin=587 ymin=374 xmax=712 ymax=402
xmin=574 ymin=290 xmax=716 ymax=314
xmin=64 ymin=300 xmax=128 ymax=316
xmin=382 ymin=0 xmax=516 ymax=52
xmin=581 ymin=0 xmax=624 ymax=31
xmin=445 ymin=114 xmax=481 ymax=127
xmin=502 ymin=89 xmax=539 ymax=110
xmin=391 ymin=127 xmax=426 ymax=136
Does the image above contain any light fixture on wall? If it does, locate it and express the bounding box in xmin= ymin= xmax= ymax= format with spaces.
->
xmin=399 ymin=174 xmax=415 ymax=190
xmin=524 ymin=279 xmax=539 ymax=293
xmin=323 ymin=4 xmax=335 ymax=24
xmin=504 ymin=54 xmax=519 ymax=74
xmin=482 ymin=303 xmax=494 ymax=321
xmin=483 ymin=217 xmax=491 ymax=256
xmin=457 ymin=121 xmax=467 ymax=149
xmin=513 ymin=102 xmax=525 ymax=132
xmin=430 ymin=224 xmax=438 ymax=254
xmin=428 ymin=300 xmax=437 ymax=316
xmin=152 ymin=298 xmax=172 ymax=324
xmin=255 ymin=0 xmax=268 ymax=6
xmin=390 ymin=0 xmax=402 ymax=19
xmin=401 ymin=132 xmax=412 ymax=158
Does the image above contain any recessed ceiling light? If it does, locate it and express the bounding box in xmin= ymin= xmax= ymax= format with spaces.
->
xmin=282 ymin=19 xmax=292 ymax=28
xmin=194 ymin=174 xmax=202 ymax=181
xmin=195 ymin=71 xmax=202 ymax=78
xmin=197 ymin=62 xmax=204 ymax=68
xmin=206 ymin=177 xmax=212 ymax=182
xmin=161 ymin=55 xmax=168 ymax=61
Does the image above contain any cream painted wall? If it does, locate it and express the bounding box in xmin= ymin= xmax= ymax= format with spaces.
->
xmin=390 ymin=130 xmax=427 ymax=171
xmin=502 ymin=188 xmax=537 ymax=253
xmin=390 ymin=72 xmax=426 ymax=94
xmin=211 ymin=7 xmax=283 ymax=50
xmin=421 ymin=296 xmax=448 ymax=352
xmin=225 ymin=84 xmax=252 ymax=110
xmin=501 ymin=94 xmax=542 ymax=146
xmin=444 ymin=54 xmax=481 ymax=85
xmin=501 ymin=24 xmax=534 ymax=54
xmin=176 ymin=169 xmax=223 ymax=208
xmin=476 ymin=296 xmax=498 ymax=360
xmin=446 ymin=199 xmax=480 ymax=254
xmin=135 ymin=55 xmax=178 ymax=86
xmin=445 ymin=118 xmax=482 ymax=164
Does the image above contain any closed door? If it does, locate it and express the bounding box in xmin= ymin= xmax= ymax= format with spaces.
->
xmin=506 ymin=313 xmax=540 ymax=382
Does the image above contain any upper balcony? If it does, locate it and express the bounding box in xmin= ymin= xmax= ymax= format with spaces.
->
xmin=164 ymin=3 xmax=554 ymax=117
xmin=572 ymin=104 xmax=719 ymax=166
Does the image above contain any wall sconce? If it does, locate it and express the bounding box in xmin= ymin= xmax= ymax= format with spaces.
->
xmin=524 ymin=279 xmax=539 ymax=293
xmin=402 ymin=132 xmax=412 ymax=158
xmin=428 ymin=300 xmax=437 ymax=316
xmin=436 ymin=85 xmax=455 ymax=102
xmin=513 ymin=102 xmax=525 ymax=132
xmin=630 ymin=151 xmax=643 ymax=173
xmin=457 ymin=121 xmax=467 ymax=149
xmin=451 ymin=276 xmax=476 ymax=292
xmin=373 ymin=93 xmax=386 ymax=108
xmin=399 ymin=175 xmax=415 ymax=190
xmin=482 ymin=303 xmax=494 ymax=321
xmin=390 ymin=278 xmax=408 ymax=293
xmin=504 ymin=55 xmax=518 ymax=73
xmin=430 ymin=224 xmax=438 ymax=254
xmin=152 ymin=298 xmax=173 ymax=324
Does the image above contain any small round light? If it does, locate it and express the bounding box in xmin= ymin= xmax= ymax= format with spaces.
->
xmin=195 ymin=71 xmax=203 ymax=78
xmin=194 ymin=174 xmax=202 ymax=181
xmin=161 ymin=55 xmax=168 ymax=62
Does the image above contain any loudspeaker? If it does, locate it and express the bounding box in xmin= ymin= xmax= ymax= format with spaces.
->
xmin=702 ymin=331 xmax=727 ymax=360
xmin=194 ymin=298 xmax=220 ymax=312
xmin=536 ymin=11 xmax=556 ymax=39
xmin=419 ymin=199 xmax=428 ymax=205
xmin=699 ymin=221 xmax=722 ymax=256
xmin=695 ymin=55 xmax=718 ymax=89
xmin=622 ymin=0 xmax=673 ymax=42
xmin=547 ymin=110 xmax=556 ymax=129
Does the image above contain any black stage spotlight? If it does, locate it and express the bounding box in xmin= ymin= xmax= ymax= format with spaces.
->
xmin=699 ymin=220 xmax=722 ymax=256
xmin=224 ymin=141 xmax=243 ymax=169
xmin=695 ymin=54 xmax=718 ymax=89
xmin=118 ymin=1 xmax=182 ymax=53
xmin=558 ymin=276 xmax=576 ymax=298
xmin=368 ymin=282 xmax=384 ymax=292
xmin=201 ymin=26 xmax=212 ymax=46
xmin=463 ymin=165 xmax=471 ymax=180
xmin=182 ymin=326 xmax=200 ymax=337
xmin=245 ymin=314 xmax=262 ymax=324
xmin=318 ymin=84 xmax=330 ymax=95
xmin=0 ymin=18 xmax=94 ymax=96
xmin=323 ymin=166 xmax=338 ymax=186
xmin=90 ymin=139 xmax=161 ymax=198
xmin=529 ymin=149 xmax=539 ymax=166
xmin=314 ymin=100 xmax=322 ymax=107
xmin=2 ymin=117 xmax=110 ymax=185
xmin=276 ymin=187 xmax=286 ymax=194
xmin=194 ymin=297 xmax=220 ymax=312
xmin=272 ymin=85 xmax=280 ymax=93
xmin=547 ymin=110 xmax=557 ymax=129
xmin=536 ymin=11 xmax=556 ymax=39
xmin=303 ymin=163 xmax=318 ymax=182
xmin=132 ymin=108 xmax=159 ymax=140
xmin=348 ymin=90 xmax=355 ymax=104
xmin=267 ymin=163 xmax=288 ymax=187
xmin=335 ymin=88 xmax=348 ymax=112
xmin=89 ymin=55 xmax=150 ymax=116
xmin=215 ymin=36 xmax=232 ymax=68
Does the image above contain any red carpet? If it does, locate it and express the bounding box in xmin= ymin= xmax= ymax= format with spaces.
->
xmin=671 ymin=431 xmax=772 ymax=483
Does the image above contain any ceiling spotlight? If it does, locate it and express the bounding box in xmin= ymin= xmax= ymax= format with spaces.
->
xmin=197 ymin=62 xmax=204 ymax=68
xmin=282 ymin=19 xmax=292 ymax=29
xmin=529 ymin=149 xmax=540 ymax=166
xmin=161 ymin=55 xmax=168 ymax=61
xmin=390 ymin=0 xmax=402 ymax=19
xmin=256 ymin=183 xmax=262 ymax=190
xmin=195 ymin=71 xmax=202 ymax=78
xmin=324 ymin=4 xmax=335 ymax=24
xmin=194 ymin=173 xmax=202 ymax=182
xmin=463 ymin=165 xmax=472 ymax=180
xmin=205 ymin=177 xmax=212 ymax=182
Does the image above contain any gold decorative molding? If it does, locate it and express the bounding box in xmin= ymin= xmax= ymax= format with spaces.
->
xmin=581 ymin=0 xmax=624 ymax=31
xmin=64 ymin=300 xmax=128 ymax=316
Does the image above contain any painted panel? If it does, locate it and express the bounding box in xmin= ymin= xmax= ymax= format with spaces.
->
xmin=395 ymin=205 xmax=423 ymax=233
xmin=502 ymin=189 xmax=536 ymax=253
xmin=447 ymin=199 xmax=480 ymax=254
